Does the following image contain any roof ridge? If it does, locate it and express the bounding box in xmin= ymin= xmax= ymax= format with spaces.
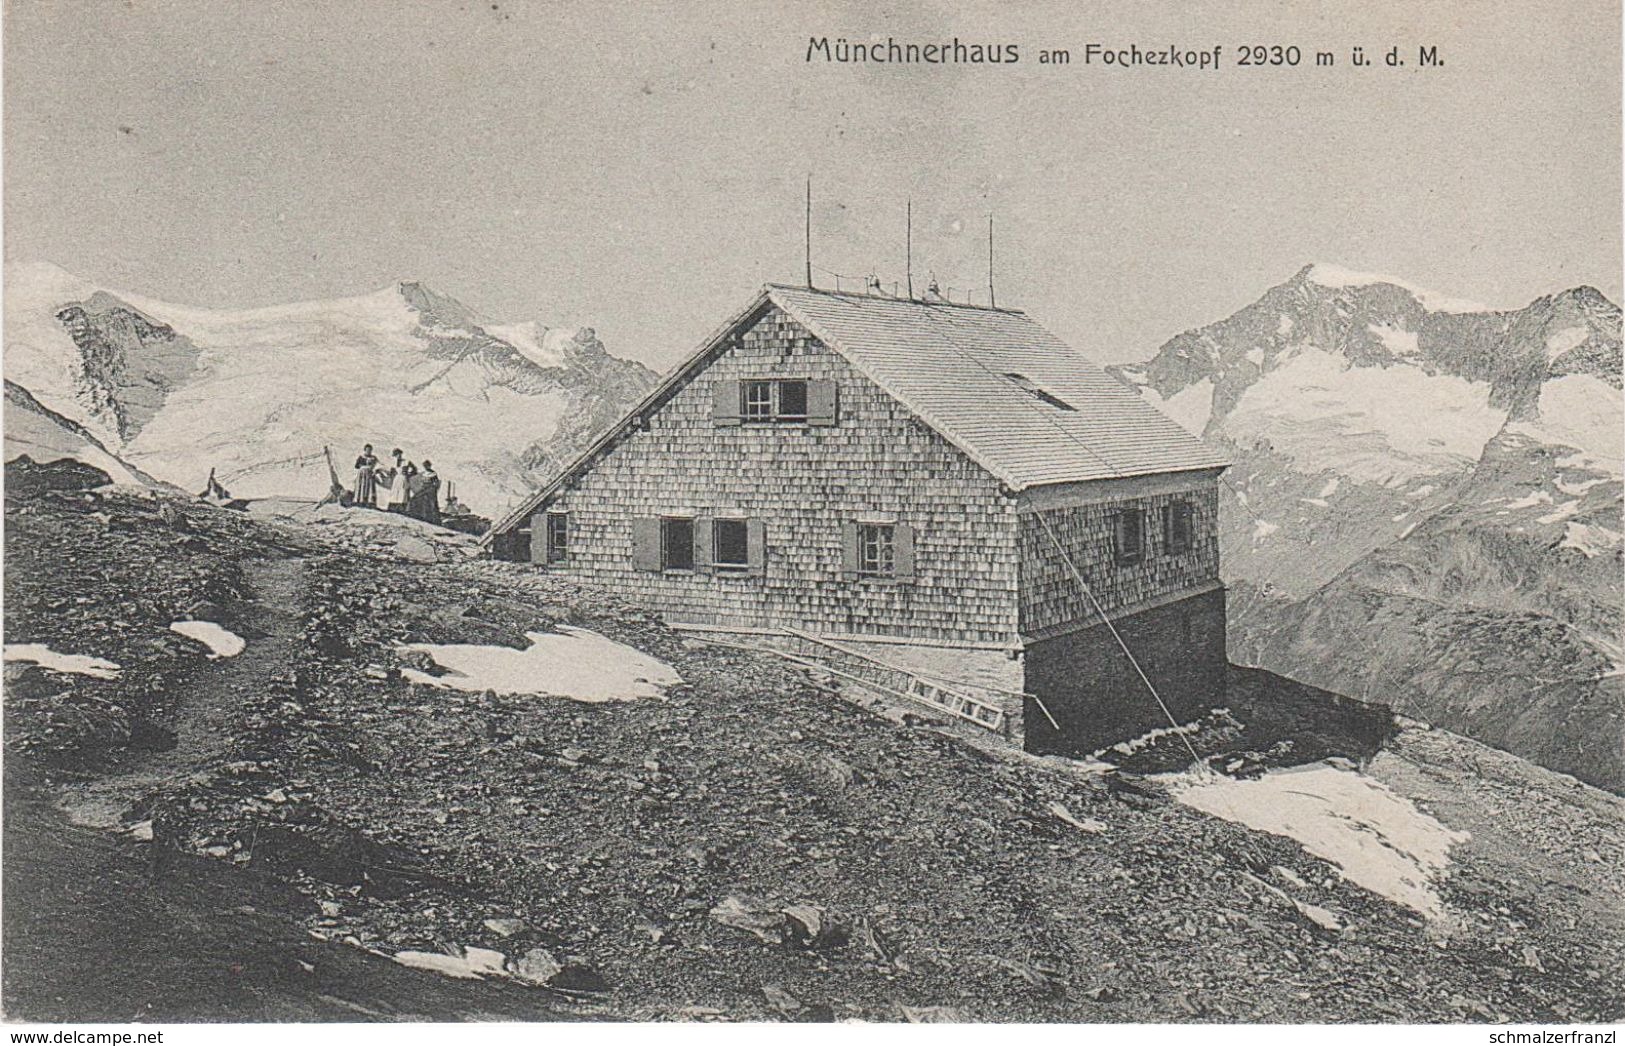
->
xmin=764 ymin=282 xmax=1026 ymax=315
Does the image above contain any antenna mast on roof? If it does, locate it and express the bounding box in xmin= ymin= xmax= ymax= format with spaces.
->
xmin=805 ymin=175 xmax=813 ymax=289
xmin=905 ymin=199 xmax=914 ymax=299
xmin=988 ymin=214 xmax=996 ymax=308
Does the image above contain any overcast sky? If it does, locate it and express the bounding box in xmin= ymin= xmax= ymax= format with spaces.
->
xmin=4 ymin=0 xmax=1619 ymax=366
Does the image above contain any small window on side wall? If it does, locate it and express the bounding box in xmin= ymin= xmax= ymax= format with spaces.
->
xmin=545 ymin=512 xmax=569 ymax=563
xmin=1163 ymin=501 xmax=1194 ymax=555
xmin=661 ymin=517 xmax=694 ymax=571
xmin=713 ymin=518 xmax=749 ymax=571
xmin=841 ymin=521 xmax=916 ymax=581
xmin=1113 ymin=507 xmax=1144 ymax=565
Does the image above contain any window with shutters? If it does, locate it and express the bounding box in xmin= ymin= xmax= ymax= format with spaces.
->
xmin=1113 ymin=507 xmax=1145 ymax=565
xmin=545 ymin=512 xmax=569 ymax=563
xmin=661 ymin=517 xmax=694 ymax=571
xmin=728 ymin=378 xmax=831 ymax=423
xmin=1163 ymin=501 xmax=1194 ymax=555
xmin=858 ymin=524 xmax=896 ymax=577
xmin=713 ymin=518 xmax=749 ymax=571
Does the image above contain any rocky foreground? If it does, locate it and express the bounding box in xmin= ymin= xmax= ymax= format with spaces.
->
xmin=4 ymin=470 xmax=1623 ymax=1022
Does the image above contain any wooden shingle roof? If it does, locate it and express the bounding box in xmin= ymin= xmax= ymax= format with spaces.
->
xmin=768 ymin=285 xmax=1229 ymax=489
xmin=486 ymin=284 xmax=1227 ymax=540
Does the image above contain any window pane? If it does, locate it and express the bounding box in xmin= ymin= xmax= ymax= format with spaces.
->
xmin=776 ymin=380 xmax=808 ymax=418
xmin=662 ymin=518 xmax=694 ymax=570
xmin=714 ymin=519 xmax=748 ymax=567
xmin=1116 ymin=508 xmax=1143 ymax=563
xmin=742 ymin=381 xmax=773 ymax=419
xmin=858 ymin=523 xmax=895 ymax=575
xmin=547 ymin=513 xmax=568 ymax=562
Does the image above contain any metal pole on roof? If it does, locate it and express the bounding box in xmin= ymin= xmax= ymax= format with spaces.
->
xmin=988 ymin=214 xmax=996 ymax=308
xmin=805 ymin=175 xmax=813 ymax=289
xmin=906 ymin=199 xmax=914 ymax=299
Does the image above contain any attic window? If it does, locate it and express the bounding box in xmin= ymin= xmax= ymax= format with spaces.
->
xmin=1003 ymin=373 xmax=1076 ymax=412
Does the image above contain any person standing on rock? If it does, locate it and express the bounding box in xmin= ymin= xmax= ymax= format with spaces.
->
xmin=383 ymin=448 xmax=412 ymax=513
xmin=410 ymin=459 xmax=442 ymax=524
xmin=352 ymin=444 xmax=379 ymax=508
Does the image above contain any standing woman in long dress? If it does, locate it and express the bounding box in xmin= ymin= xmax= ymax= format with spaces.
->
xmin=388 ymin=456 xmax=415 ymax=514
xmin=352 ymin=443 xmax=379 ymax=507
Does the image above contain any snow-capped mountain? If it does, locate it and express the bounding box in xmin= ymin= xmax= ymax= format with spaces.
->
xmin=2 ymin=262 xmax=656 ymax=516
xmin=1113 ymin=264 xmax=1624 ymax=792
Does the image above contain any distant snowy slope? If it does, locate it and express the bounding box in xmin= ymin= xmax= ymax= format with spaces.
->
xmin=3 ymin=263 xmax=657 ymax=516
xmin=1112 ymin=263 xmax=1624 ymax=792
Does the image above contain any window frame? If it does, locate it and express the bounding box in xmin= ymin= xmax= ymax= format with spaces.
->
xmin=738 ymin=378 xmax=812 ymax=423
xmin=857 ymin=522 xmax=897 ymax=578
xmin=741 ymin=380 xmax=775 ymax=421
xmin=1164 ymin=500 xmax=1194 ymax=555
xmin=545 ymin=511 xmax=569 ymax=563
xmin=660 ymin=516 xmax=695 ymax=572
xmin=712 ymin=518 xmax=750 ymax=572
xmin=1113 ymin=507 xmax=1145 ymax=566
xmin=774 ymin=379 xmax=809 ymax=421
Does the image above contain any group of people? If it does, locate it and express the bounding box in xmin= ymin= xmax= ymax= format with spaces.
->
xmin=351 ymin=444 xmax=441 ymax=524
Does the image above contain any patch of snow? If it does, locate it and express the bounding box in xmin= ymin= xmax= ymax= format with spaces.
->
xmin=1545 ymin=325 xmax=1590 ymax=361
xmin=484 ymin=322 xmax=583 ymax=370
xmin=1252 ymin=520 xmax=1279 ymax=542
xmin=3 ymin=643 xmax=121 ymax=679
xmin=1098 ymin=720 xmax=1202 ymax=758
xmin=1555 ymin=474 xmax=1610 ymax=496
xmin=1141 ymin=379 xmax=1213 ymax=436
xmin=1399 ymin=521 xmax=1420 ymax=539
xmin=1560 ymin=522 xmax=1624 ymax=558
xmin=400 ymin=626 xmax=682 ymax=702
xmin=169 ymin=621 xmax=246 ymax=659
xmin=393 ymin=949 xmax=489 ymax=979
xmin=1277 ymin=314 xmax=1294 ymax=336
xmin=1299 ymin=498 xmax=1329 ymax=508
xmin=3 ymin=404 xmax=147 ymax=487
xmin=1392 ymin=512 xmax=1409 ymax=522
xmin=1406 ymin=484 xmax=1436 ymax=499
xmin=1246 ymin=347 xmax=1266 ymax=368
xmin=1167 ymin=762 xmax=1469 ymax=919
xmin=1509 ymin=375 xmax=1624 ymax=478
xmin=1304 ymin=264 xmax=1489 ymax=313
xmin=1225 ymin=348 xmax=1508 ymax=486
xmin=1536 ymin=500 xmax=1582 ymax=525
xmin=1368 ymin=322 xmax=1420 ymax=357
xmin=1504 ymin=490 xmax=1554 ymax=510
xmin=1318 ymin=477 xmax=1340 ymax=498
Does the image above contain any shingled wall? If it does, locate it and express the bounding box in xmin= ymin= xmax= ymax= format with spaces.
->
xmin=1017 ymin=478 xmax=1221 ymax=638
xmin=534 ymin=304 xmax=1023 ymax=645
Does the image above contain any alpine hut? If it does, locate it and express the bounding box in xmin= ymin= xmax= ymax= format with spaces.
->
xmin=485 ymin=284 xmax=1230 ymax=754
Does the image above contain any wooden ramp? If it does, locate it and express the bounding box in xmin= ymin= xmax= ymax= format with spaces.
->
xmin=688 ymin=626 xmax=1021 ymax=736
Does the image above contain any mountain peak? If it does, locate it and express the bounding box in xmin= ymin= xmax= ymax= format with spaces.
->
xmin=1295 ymin=262 xmax=1490 ymax=314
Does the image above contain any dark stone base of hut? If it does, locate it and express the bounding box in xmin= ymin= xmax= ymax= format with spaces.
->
xmin=1020 ymin=587 xmax=1227 ymax=757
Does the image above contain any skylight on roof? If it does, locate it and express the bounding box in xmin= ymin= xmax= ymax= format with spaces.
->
xmin=1003 ymin=372 xmax=1077 ymax=412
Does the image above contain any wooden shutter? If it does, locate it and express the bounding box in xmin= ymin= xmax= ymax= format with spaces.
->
xmin=528 ymin=511 xmax=548 ymax=565
xmin=840 ymin=521 xmax=860 ymax=580
xmin=692 ymin=515 xmax=713 ymax=574
xmin=631 ymin=517 xmax=662 ymax=571
xmin=894 ymin=524 xmax=916 ymax=581
xmin=1160 ymin=504 xmax=1172 ymax=551
xmin=807 ymin=380 xmax=839 ymax=426
xmin=712 ymin=380 xmax=742 ymax=426
xmin=745 ymin=518 xmax=766 ymax=576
